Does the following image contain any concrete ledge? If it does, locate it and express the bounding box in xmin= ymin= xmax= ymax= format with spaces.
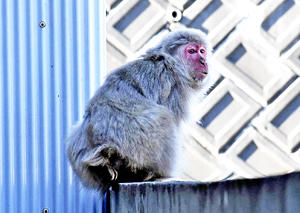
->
xmin=103 ymin=172 xmax=300 ymax=213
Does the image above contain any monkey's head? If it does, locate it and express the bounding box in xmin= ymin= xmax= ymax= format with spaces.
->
xmin=147 ymin=28 xmax=212 ymax=87
xmin=175 ymin=41 xmax=209 ymax=82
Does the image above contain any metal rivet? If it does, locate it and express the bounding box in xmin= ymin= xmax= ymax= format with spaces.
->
xmin=40 ymin=21 xmax=46 ymax=28
xmin=43 ymin=208 xmax=49 ymax=213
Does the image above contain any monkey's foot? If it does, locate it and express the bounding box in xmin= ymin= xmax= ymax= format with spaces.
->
xmin=108 ymin=167 xmax=118 ymax=181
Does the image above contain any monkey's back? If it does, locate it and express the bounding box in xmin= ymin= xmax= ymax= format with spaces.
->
xmin=67 ymin=58 xmax=182 ymax=191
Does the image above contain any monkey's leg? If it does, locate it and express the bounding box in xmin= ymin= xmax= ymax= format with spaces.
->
xmin=84 ymin=146 xmax=163 ymax=187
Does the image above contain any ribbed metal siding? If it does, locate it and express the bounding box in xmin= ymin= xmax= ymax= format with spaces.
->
xmin=0 ymin=0 xmax=106 ymax=212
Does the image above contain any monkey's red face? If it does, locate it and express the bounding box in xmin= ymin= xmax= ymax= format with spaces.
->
xmin=184 ymin=42 xmax=208 ymax=81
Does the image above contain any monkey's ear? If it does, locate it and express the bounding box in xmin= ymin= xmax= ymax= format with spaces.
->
xmin=157 ymin=55 xmax=164 ymax=61
xmin=147 ymin=54 xmax=164 ymax=61
xmin=167 ymin=38 xmax=187 ymax=52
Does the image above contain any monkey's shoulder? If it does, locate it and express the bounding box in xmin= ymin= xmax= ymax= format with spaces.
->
xmin=120 ymin=57 xmax=169 ymax=75
xmin=102 ymin=57 xmax=177 ymax=92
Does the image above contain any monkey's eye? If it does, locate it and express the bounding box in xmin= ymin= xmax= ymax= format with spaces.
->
xmin=200 ymin=48 xmax=205 ymax=54
xmin=188 ymin=49 xmax=196 ymax=54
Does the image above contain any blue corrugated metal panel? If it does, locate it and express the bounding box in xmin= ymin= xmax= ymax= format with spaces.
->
xmin=0 ymin=0 xmax=106 ymax=212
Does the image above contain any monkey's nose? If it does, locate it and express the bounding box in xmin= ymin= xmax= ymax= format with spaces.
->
xmin=199 ymin=58 xmax=206 ymax=66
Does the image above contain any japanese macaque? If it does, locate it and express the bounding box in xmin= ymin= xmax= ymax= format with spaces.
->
xmin=66 ymin=28 xmax=214 ymax=193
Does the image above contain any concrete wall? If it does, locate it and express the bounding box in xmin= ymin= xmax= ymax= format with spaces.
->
xmin=106 ymin=0 xmax=300 ymax=182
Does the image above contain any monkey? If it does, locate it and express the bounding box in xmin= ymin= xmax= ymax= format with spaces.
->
xmin=66 ymin=28 xmax=214 ymax=193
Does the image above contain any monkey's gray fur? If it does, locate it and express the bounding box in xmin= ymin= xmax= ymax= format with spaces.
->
xmin=66 ymin=29 xmax=213 ymax=193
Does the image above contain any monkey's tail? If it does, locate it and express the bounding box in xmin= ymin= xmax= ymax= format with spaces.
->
xmin=66 ymin=126 xmax=115 ymax=192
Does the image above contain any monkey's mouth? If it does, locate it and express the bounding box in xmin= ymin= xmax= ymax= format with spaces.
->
xmin=193 ymin=70 xmax=208 ymax=81
xmin=193 ymin=58 xmax=208 ymax=81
